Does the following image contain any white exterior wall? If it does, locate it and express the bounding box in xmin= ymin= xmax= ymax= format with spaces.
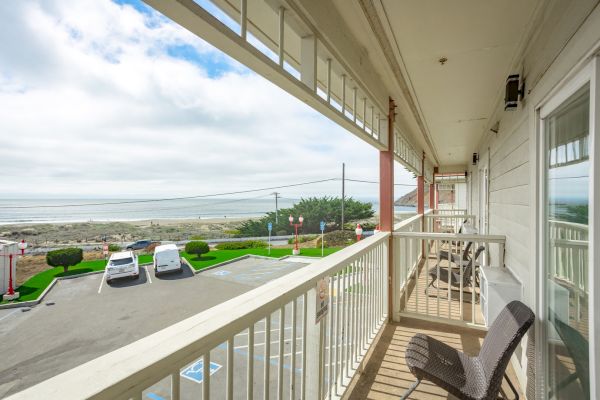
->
xmin=469 ymin=1 xmax=600 ymax=396
xmin=0 ymin=240 xmax=18 ymax=296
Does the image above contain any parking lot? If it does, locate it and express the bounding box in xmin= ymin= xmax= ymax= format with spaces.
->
xmin=0 ymin=256 xmax=312 ymax=398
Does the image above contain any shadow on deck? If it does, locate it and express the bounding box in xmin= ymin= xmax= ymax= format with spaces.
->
xmin=347 ymin=318 xmax=522 ymax=399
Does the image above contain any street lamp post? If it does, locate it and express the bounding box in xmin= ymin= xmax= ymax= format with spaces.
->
xmin=1 ymin=240 xmax=27 ymax=301
xmin=289 ymin=215 xmax=304 ymax=255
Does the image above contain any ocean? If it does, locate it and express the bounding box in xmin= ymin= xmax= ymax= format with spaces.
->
xmin=0 ymin=198 xmax=416 ymax=225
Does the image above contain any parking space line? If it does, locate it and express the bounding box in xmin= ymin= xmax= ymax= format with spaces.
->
xmin=98 ymin=271 xmax=106 ymax=294
xmin=0 ymin=310 xmax=18 ymax=322
xmin=144 ymin=265 xmax=152 ymax=284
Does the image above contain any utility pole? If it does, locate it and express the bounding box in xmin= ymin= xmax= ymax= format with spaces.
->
xmin=272 ymin=192 xmax=280 ymax=224
xmin=341 ymin=163 xmax=345 ymax=231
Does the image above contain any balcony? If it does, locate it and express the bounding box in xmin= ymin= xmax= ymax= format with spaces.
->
xmin=8 ymin=210 xmax=513 ymax=400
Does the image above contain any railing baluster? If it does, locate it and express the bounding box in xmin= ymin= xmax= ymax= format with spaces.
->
xmin=291 ymin=299 xmax=297 ymax=399
xmin=264 ymin=315 xmax=271 ymax=400
xmin=278 ymin=307 xmax=285 ymax=400
xmin=227 ymin=337 xmax=234 ymax=400
xmin=248 ymin=324 xmax=254 ymax=400
xmin=334 ymin=267 xmax=341 ymax=394
xmin=327 ymin=276 xmax=334 ymax=399
xmin=436 ymin=239 xmax=440 ymax=318
xmin=301 ymin=293 xmax=307 ymax=400
xmin=343 ymin=261 xmax=349 ymax=379
xmin=172 ymin=369 xmax=180 ymax=400
xmin=425 ymin=235 xmax=430 ymax=317
xmin=203 ymin=352 xmax=211 ymax=400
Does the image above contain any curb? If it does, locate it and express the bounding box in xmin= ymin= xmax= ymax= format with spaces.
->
xmin=185 ymin=254 xmax=320 ymax=275
xmin=0 ymin=262 xmax=154 ymax=310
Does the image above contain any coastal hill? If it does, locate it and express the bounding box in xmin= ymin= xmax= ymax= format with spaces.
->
xmin=395 ymin=186 xmax=453 ymax=206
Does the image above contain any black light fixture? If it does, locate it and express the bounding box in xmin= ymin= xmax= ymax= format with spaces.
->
xmin=472 ymin=153 xmax=479 ymax=165
xmin=505 ymin=74 xmax=525 ymax=110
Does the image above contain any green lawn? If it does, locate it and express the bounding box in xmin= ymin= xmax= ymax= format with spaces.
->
xmin=2 ymin=254 xmax=153 ymax=304
xmin=183 ymin=247 xmax=342 ymax=271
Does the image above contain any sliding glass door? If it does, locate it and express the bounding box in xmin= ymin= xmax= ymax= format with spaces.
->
xmin=540 ymin=66 xmax=594 ymax=399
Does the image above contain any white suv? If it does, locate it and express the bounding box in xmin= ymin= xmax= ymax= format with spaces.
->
xmin=106 ymin=251 xmax=139 ymax=283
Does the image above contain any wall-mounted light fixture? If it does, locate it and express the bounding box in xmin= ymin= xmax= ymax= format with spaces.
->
xmin=472 ymin=153 xmax=479 ymax=165
xmin=505 ymin=74 xmax=525 ymax=110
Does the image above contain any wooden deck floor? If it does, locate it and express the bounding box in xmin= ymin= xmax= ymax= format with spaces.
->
xmin=347 ymin=318 xmax=522 ymax=400
xmin=400 ymin=252 xmax=484 ymax=326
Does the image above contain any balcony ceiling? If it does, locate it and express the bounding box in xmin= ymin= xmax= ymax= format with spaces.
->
xmin=331 ymin=0 xmax=542 ymax=167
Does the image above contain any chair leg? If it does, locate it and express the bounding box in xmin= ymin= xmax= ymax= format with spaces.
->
xmin=502 ymin=372 xmax=519 ymax=400
xmin=400 ymin=378 xmax=421 ymax=400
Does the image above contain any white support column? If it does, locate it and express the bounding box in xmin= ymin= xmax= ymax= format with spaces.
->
xmin=326 ymin=58 xmax=332 ymax=103
xmin=240 ymin=0 xmax=247 ymax=39
xmin=300 ymin=35 xmax=317 ymax=92
xmin=353 ymin=87 xmax=358 ymax=123
xmin=278 ymin=7 xmax=285 ymax=67
xmin=304 ymin=287 xmax=324 ymax=399
xmin=342 ymin=75 xmax=347 ymax=114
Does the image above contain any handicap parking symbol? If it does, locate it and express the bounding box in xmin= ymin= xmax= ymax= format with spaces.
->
xmin=213 ymin=270 xmax=231 ymax=276
xmin=180 ymin=360 xmax=222 ymax=383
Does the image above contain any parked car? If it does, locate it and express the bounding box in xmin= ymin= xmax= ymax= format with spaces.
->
xmin=126 ymin=240 xmax=154 ymax=250
xmin=106 ymin=251 xmax=139 ymax=283
xmin=153 ymin=244 xmax=183 ymax=275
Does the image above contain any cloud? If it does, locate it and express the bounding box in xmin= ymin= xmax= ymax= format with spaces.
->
xmin=0 ymin=0 xmax=415 ymax=201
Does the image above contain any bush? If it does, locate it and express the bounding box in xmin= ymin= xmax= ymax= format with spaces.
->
xmin=185 ymin=241 xmax=210 ymax=258
xmin=238 ymin=196 xmax=374 ymax=236
xmin=215 ymin=240 xmax=268 ymax=250
xmin=316 ymin=231 xmax=356 ymax=248
xmin=223 ymin=229 xmax=241 ymax=237
xmin=190 ymin=235 xmax=205 ymax=240
xmin=343 ymin=222 xmax=376 ymax=231
xmin=108 ymin=244 xmax=121 ymax=252
xmin=46 ymin=247 xmax=83 ymax=273
xmin=287 ymin=234 xmax=318 ymax=245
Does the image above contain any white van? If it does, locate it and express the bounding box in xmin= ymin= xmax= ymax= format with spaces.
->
xmin=106 ymin=251 xmax=139 ymax=283
xmin=153 ymin=244 xmax=182 ymax=274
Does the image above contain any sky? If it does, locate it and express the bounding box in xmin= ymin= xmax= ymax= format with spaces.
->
xmin=0 ymin=0 xmax=416 ymax=201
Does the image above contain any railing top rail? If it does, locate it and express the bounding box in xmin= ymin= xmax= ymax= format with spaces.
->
xmin=9 ymin=233 xmax=390 ymax=400
xmin=552 ymin=238 xmax=588 ymax=247
xmin=424 ymin=213 xmax=475 ymax=219
xmin=392 ymin=231 xmax=506 ymax=243
xmin=394 ymin=212 xmax=423 ymax=231
xmin=548 ymin=220 xmax=589 ymax=230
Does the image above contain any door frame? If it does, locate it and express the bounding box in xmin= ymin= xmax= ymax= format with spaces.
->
xmin=535 ymin=56 xmax=599 ymax=400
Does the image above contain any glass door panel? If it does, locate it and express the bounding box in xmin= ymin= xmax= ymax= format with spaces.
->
xmin=544 ymin=85 xmax=590 ymax=399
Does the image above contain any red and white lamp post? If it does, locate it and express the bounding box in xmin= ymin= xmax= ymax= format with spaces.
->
xmin=2 ymin=239 xmax=27 ymax=301
xmin=355 ymin=224 xmax=363 ymax=241
xmin=289 ymin=215 xmax=303 ymax=255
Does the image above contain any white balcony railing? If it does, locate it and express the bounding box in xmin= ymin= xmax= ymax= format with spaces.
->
xmin=392 ymin=211 xmax=506 ymax=327
xmin=549 ymin=220 xmax=589 ymax=322
xmin=8 ymin=233 xmax=390 ymax=400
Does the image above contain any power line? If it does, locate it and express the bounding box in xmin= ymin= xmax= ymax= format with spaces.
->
xmin=0 ymin=178 xmax=337 ymax=209
xmin=344 ymin=178 xmax=416 ymax=187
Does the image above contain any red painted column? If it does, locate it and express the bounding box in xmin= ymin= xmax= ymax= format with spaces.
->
xmin=429 ymin=182 xmax=435 ymax=209
xmin=380 ymin=98 xmax=395 ymax=322
xmin=436 ymin=184 xmax=440 ymax=209
xmin=379 ymin=98 xmax=395 ymax=232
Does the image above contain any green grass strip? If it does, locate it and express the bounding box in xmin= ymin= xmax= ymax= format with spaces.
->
xmin=2 ymin=254 xmax=153 ymax=304
xmin=183 ymin=247 xmax=341 ymax=271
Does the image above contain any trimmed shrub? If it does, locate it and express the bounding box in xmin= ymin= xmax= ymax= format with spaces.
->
xmin=108 ymin=244 xmax=121 ymax=252
xmin=46 ymin=247 xmax=83 ymax=273
xmin=185 ymin=241 xmax=210 ymax=258
xmin=315 ymin=230 xmax=356 ymax=248
xmin=287 ymin=234 xmax=318 ymax=245
xmin=215 ymin=240 xmax=268 ymax=250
